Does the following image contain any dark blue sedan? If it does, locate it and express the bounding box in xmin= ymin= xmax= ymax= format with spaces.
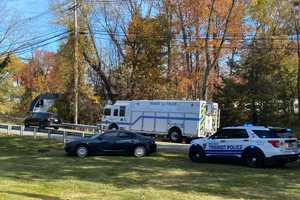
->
xmin=64 ymin=130 xmax=157 ymax=158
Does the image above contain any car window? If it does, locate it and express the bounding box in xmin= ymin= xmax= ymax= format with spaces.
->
xmin=210 ymin=130 xmax=227 ymax=139
xmin=102 ymin=131 xmax=119 ymax=138
xmin=113 ymin=109 xmax=119 ymax=116
xmin=104 ymin=108 xmax=111 ymax=116
xmin=38 ymin=113 xmax=48 ymax=118
xmin=118 ymin=131 xmax=133 ymax=138
xmin=225 ymin=129 xmax=249 ymax=139
xmin=51 ymin=113 xmax=58 ymax=118
xmin=91 ymin=134 xmax=101 ymax=140
xmin=120 ymin=106 xmax=126 ymax=117
xmin=270 ymin=128 xmax=294 ymax=138
xmin=35 ymin=99 xmax=44 ymax=108
xmin=252 ymin=130 xmax=280 ymax=138
xmin=210 ymin=129 xmax=248 ymax=139
xmin=33 ymin=113 xmax=46 ymax=118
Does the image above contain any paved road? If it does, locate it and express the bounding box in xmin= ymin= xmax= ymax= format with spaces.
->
xmin=157 ymin=142 xmax=189 ymax=153
xmin=0 ymin=126 xmax=190 ymax=153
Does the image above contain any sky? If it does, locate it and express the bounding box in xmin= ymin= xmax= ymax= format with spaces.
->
xmin=5 ymin=0 xmax=66 ymax=57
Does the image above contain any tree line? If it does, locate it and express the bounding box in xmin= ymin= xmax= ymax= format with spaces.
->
xmin=0 ymin=0 xmax=299 ymax=127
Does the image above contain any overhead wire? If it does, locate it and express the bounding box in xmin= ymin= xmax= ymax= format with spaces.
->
xmin=0 ymin=1 xmax=76 ymax=57
xmin=3 ymin=0 xmax=298 ymax=57
xmin=12 ymin=31 xmax=71 ymax=55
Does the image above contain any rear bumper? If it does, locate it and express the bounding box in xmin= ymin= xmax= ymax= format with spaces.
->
xmin=64 ymin=144 xmax=77 ymax=154
xmin=266 ymin=154 xmax=300 ymax=164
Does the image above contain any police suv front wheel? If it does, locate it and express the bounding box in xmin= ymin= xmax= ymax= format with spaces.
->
xmin=189 ymin=145 xmax=205 ymax=163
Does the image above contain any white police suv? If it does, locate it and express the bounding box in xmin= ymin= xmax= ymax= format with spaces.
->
xmin=189 ymin=124 xmax=299 ymax=167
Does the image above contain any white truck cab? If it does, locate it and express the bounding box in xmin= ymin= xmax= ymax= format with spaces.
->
xmin=189 ymin=124 xmax=299 ymax=167
xmin=100 ymin=100 xmax=220 ymax=142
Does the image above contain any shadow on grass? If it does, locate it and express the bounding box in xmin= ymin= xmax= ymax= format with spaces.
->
xmin=0 ymin=191 xmax=60 ymax=200
xmin=0 ymin=136 xmax=300 ymax=200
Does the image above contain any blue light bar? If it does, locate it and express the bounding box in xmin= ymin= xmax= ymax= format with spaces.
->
xmin=244 ymin=123 xmax=253 ymax=127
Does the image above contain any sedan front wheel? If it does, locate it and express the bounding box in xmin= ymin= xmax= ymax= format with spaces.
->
xmin=76 ymin=146 xmax=88 ymax=158
xmin=134 ymin=146 xmax=146 ymax=157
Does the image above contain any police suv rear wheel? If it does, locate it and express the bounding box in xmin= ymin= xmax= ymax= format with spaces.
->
xmin=244 ymin=151 xmax=264 ymax=168
xmin=189 ymin=145 xmax=205 ymax=163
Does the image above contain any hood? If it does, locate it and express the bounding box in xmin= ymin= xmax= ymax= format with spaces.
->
xmin=191 ymin=137 xmax=207 ymax=145
xmin=66 ymin=137 xmax=89 ymax=144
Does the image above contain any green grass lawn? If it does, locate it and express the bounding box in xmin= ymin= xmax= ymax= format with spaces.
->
xmin=0 ymin=136 xmax=300 ymax=200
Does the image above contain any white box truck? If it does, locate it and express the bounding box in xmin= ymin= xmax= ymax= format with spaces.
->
xmin=101 ymin=100 xmax=220 ymax=142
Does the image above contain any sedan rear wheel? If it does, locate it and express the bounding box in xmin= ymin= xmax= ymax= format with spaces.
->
xmin=76 ymin=146 xmax=88 ymax=158
xmin=134 ymin=146 xmax=146 ymax=157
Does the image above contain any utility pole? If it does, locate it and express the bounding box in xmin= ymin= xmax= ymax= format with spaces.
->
xmin=293 ymin=0 xmax=300 ymax=119
xmin=74 ymin=0 xmax=79 ymax=124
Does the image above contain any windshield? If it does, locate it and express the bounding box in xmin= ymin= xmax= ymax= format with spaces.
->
xmin=252 ymin=130 xmax=280 ymax=138
xmin=104 ymin=108 xmax=111 ymax=116
xmin=90 ymin=134 xmax=101 ymax=140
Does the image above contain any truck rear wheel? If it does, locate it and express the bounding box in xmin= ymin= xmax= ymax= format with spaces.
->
xmin=168 ymin=127 xmax=183 ymax=143
xmin=108 ymin=123 xmax=118 ymax=130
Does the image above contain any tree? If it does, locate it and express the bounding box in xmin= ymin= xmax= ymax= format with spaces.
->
xmin=291 ymin=0 xmax=300 ymax=120
xmin=114 ymin=12 xmax=170 ymax=99
xmin=0 ymin=55 xmax=24 ymax=114
xmin=217 ymin=30 xmax=297 ymax=126
xmin=50 ymin=0 xmax=102 ymax=123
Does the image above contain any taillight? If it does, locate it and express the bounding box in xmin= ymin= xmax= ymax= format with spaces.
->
xmin=268 ymin=140 xmax=281 ymax=148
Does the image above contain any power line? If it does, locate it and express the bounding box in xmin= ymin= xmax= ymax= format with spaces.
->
xmin=13 ymin=1 xmax=73 ymax=25
xmin=14 ymin=35 xmax=69 ymax=56
xmin=79 ymin=28 xmax=298 ymax=42
xmin=90 ymin=35 xmax=299 ymax=51
xmin=0 ymin=1 xmax=77 ymax=57
xmin=0 ymin=30 xmax=71 ymax=57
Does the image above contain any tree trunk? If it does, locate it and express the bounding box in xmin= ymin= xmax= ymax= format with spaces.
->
xmin=251 ymin=99 xmax=258 ymax=124
xmin=202 ymin=0 xmax=236 ymax=100
xmin=178 ymin=6 xmax=192 ymax=99
xmin=297 ymin=47 xmax=300 ymax=119
xmin=83 ymin=52 xmax=116 ymax=102
xmin=202 ymin=0 xmax=215 ymax=100
xmin=296 ymin=25 xmax=300 ymax=119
